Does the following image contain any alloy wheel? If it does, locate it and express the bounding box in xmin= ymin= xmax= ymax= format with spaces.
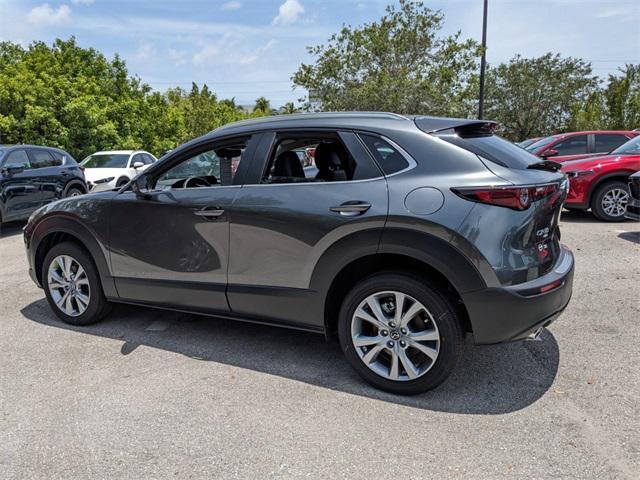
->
xmin=350 ymin=291 xmax=440 ymax=381
xmin=47 ymin=255 xmax=91 ymax=317
xmin=602 ymin=188 xmax=628 ymax=218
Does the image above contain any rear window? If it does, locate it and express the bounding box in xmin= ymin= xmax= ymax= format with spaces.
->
xmin=435 ymin=129 xmax=540 ymax=170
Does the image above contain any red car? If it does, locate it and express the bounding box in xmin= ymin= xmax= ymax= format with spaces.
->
xmin=561 ymin=135 xmax=640 ymax=221
xmin=526 ymin=130 xmax=639 ymax=163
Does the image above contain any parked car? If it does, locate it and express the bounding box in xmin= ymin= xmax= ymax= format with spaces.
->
xmin=516 ymin=137 xmax=541 ymax=148
xmin=24 ymin=113 xmax=574 ymax=394
xmin=0 ymin=144 xmax=86 ymax=226
xmin=525 ymin=130 xmax=639 ymax=163
xmin=81 ymin=150 xmax=157 ymax=192
xmin=562 ymin=135 xmax=640 ymax=221
xmin=625 ymin=171 xmax=640 ymax=221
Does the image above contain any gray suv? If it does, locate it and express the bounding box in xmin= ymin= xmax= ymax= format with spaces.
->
xmin=24 ymin=113 xmax=574 ymax=394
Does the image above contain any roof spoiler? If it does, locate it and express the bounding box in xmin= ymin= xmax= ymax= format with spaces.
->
xmin=415 ymin=116 xmax=499 ymax=135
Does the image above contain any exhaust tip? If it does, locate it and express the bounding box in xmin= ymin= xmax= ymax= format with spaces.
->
xmin=525 ymin=327 xmax=544 ymax=341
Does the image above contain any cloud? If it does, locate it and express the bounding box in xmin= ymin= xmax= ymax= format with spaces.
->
xmin=192 ymin=44 xmax=220 ymax=65
xmin=273 ymin=0 xmax=304 ymax=25
xmin=27 ymin=4 xmax=71 ymax=25
xmin=71 ymin=0 xmax=95 ymax=5
xmin=222 ymin=1 xmax=241 ymax=10
xmin=167 ymin=48 xmax=187 ymax=66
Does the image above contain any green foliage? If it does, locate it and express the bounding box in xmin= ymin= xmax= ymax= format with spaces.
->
xmin=483 ymin=53 xmax=598 ymax=141
xmin=292 ymin=0 xmax=480 ymax=116
xmin=0 ymin=38 xmax=268 ymax=159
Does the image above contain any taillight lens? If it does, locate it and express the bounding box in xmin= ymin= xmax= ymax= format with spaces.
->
xmin=452 ymin=184 xmax=559 ymax=210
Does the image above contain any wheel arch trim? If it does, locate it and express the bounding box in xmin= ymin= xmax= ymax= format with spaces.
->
xmin=30 ymin=215 xmax=116 ymax=297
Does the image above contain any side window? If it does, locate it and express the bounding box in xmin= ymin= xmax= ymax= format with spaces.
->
xmin=594 ymin=134 xmax=628 ymax=153
xmin=143 ymin=154 xmax=155 ymax=165
xmin=550 ymin=135 xmax=587 ymax=156
xmin=28 ymin=149 xmax=56 ymax=168
xmin=130 ymin=154 xmax=144 ymax=167
xmin=261 ymin=131 xmax=379 ymax=184
xmin=6 ymin=150 xmax=31 ymax=169
xmin=359 ymin=134 xmax=409 ymax=175
xmin=50 ymin=151 xmax=68 ymax=166
xmin=155 ymin=137 xmax=249 ymax=189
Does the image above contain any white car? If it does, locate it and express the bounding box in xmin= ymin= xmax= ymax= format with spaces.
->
xmin=81 ymin=150 xmax=157 ymax=192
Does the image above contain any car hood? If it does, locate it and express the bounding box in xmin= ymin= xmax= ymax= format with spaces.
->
xmin=561 ymin=154 xmax=640 ymax=172
xmin=26 ymin=190 xmax=118 ymax=226
xmin=84 ymin=168 xmax=126 ymax=182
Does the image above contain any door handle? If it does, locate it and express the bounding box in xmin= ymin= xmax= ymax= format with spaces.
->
xmin=330 ymin=201 xmax=371 ymax=217
xmin=193 ymin=207 xmax=225 ymax=219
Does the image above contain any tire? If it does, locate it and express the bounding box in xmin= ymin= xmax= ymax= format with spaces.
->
xmin=42 ymin=241 xmax=112 ymax=326
xmin=591 ymin=181 xmax=630 ymax=222
xmin=65 ymin=185 xmax=85 ymax=198
xmin=338 ymin=272 xmax=464 ymax=395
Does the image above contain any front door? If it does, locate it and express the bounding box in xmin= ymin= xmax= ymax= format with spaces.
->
xmin=1 ymin=148 xmax=39 ymax=220
xmin=108 ymin=134 xmax=260 ymax=313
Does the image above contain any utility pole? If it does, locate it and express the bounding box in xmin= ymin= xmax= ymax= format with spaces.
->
xmin=478 ymin=0 xmax=488 ymax=119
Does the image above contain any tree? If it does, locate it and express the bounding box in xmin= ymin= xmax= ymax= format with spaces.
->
xmin=483 ymin=53 xmax=598 ymax=140
xmin=0 ymin=38 xmax=271 ymax=158
xmin=253 ymin=96 xmax=271 ymax=114
xmin=603 ymin=64 xmax=640 ymax=130
xmin=292 ymin=0 xmax=480 ymax=116
xmin=281 ymin=102 xmax=298 ymax=114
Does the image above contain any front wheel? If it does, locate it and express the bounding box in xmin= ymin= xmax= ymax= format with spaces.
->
xmin=42 ymin=241 xmax=111 ymax=326
xmin=338 ymin=272 xmax=464 ymax=395
xmin=591 ymin=181 xmax=630 ymax=222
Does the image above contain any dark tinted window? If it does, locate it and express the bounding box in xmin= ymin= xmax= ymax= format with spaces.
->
xmin=50 ymin=150 xmax=71 ymax=164
xmin=6 ymin=149 xmax=31 ymax=168
xmin=550 ymin=135 xmax=587 ymax=156
xmin=360 ymin=134 xmax=409 ymax=175
xmin=81 ymin=153 xmax=129 ymax=168
xmin=436 ymin=131 xmax=538 ymax=169
xmin=525 ymin=136 xmax=558 ymax=152
xmin=29 ymin=149 xmax=57 ymax=168
xmin=594 ymin=134 xmax=628 ymax=153
xmin=142 ymin=153 xmax=155 ymax=165
xmin=260 ymin=132 xmax=380 ymax=184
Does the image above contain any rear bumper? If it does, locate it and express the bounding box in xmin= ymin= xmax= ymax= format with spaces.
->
xmin=462 ymin=245 xmax=574 ymax=345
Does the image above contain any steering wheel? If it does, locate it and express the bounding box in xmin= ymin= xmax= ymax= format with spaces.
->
xmin=183 ymin=176 xmax=211 ymax=188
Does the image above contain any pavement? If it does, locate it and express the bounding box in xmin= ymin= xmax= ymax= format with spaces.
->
xmin=1 ymin=211 xmax=639 ymax=479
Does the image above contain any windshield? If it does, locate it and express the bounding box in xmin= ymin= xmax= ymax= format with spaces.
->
xmin=611 ymin=135 xmax=640 ymax=155
xmin=81 ymin=153 xmax=129 ymax=168
xmin=525 ymin=136 xmax=558 ymax=152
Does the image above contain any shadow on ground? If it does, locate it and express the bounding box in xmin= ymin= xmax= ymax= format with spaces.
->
xmin=618 ymin=231 xmax=640 ymax=244
xmin=0 ymin=220 xmax=26 ymax=238
xmin=21 ymin=298 xmax=559 ymax=415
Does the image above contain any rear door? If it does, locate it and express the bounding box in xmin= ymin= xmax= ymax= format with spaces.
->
xmin=227 ymin=129 xmax=388 ymax=329
xmin=27 ymin=148 xmax=63 ymax=206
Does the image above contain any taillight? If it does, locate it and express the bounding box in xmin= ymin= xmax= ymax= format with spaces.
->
xmin=452 ymin=184 xmax=559 ymax=210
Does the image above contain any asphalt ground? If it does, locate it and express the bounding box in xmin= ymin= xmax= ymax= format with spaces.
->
xmin=1 ymin=211 xmax=639 ymax=479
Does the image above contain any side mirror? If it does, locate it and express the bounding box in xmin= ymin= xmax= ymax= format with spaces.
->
xmin=132 ymin=161 xmax=145 ymax=169
xmin=542 ymin=148 xmax=559 ymax=158
xmin=131 ymin=174 xmax=151 ymax=198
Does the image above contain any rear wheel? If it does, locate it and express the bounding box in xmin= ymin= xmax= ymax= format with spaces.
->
xmin=338 ymin=272 xmax=464 ymax=395
xmin=591 ymin=181 xmax=629 ymax=222
xmin=42 ymin=241 xmax=111 ymax=326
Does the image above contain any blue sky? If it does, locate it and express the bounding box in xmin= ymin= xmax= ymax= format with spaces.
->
xmin=1 ymin=0 xmax=639 ymax=107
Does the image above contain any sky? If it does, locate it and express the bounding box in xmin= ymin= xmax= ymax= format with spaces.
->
xmin=1 ymin=0 xmax=639 ymax=107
